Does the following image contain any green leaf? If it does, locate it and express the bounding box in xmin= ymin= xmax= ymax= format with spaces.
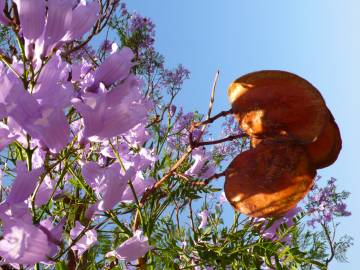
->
xmin=55 ymin=261 xmax=68 ymax=270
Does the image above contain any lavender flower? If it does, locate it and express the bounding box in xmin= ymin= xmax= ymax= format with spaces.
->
xmin=62 ymin=0 xmax=100 ymax=41
xmin=306 ymin=177 xmax=351 ymax=227
xmin=218 ymin=192 xmax=228 ymax=204
xmin=0 ymin=217 xmax=50 ymax=265
xmin=34 ymin=176 xmax=61 ymax=206
xmin=86 ymin=46 xmax=134 ymax=92
xmin=0 ymin=122 xmax=19 ymax=150
xmin=0 ymin=66 xmax=70 ymax=152
xmin=186 ymin=147 xmax=216 ymax=179
xmin=13 ymin=0 xmax=45 ymax=57
xmin=121 ymin=172 xmax=155 ymax=203
xmin=198 ymin=210 xmax=209 ymax=229
xmin=257 ymin=207 xmax=301 ymax=244
xmin=70 ymin=221 xmax=97 ymax=256
xmin=0 ymin=0 xmax=8 ymax=25
xmin=13 ymin=0 xmax=45 ymax=41
xmin=161 ymin=65 xmax=190 ymax=94
xmin=5 ymin=161 xmax=42 ymax=206
xmin=106 ymin=230 xmax=149 ymax=262
xmin=33 ymin=51 xmax=73 ymax=109
xmin=82 ymin=162 xmax=129 ymax=211
xmin=74 ymin=76 xmax=150 ymax=142
xmin=39 ymin=218 xmax=65 ymax=257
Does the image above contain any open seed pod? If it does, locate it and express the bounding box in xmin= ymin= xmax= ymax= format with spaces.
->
xmin=227 ymin=70 xmax=329 ymax=144
xmin=224 ymin=142 xmax=316 ymax=217
xmin=250 ymin=137 xmax=262 ymax=148
xmin=305 ymin=113 xmax=342 ymax=169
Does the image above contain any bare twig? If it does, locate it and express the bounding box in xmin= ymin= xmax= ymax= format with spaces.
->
xmin=191 ymin=171 xmax=226 ymax=186
xmin=321 ymin=222 xmax=335 ymax=266
xmin=193 ymin=133 xmax=246 ymax=147
xmin=189 ymin=200 xmax=196 ymax=233
xmin=205 ymin=70 xmax=220 ymax=124
xmin=192 ymin=108 xmax=233 ymax=130
xmin=174 ymin=171 xmax=225 ymax=186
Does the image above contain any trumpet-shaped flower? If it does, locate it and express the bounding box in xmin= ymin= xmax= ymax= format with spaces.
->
xmin=74 ymin=75 xmax=149 ymax=142
xmin=70 ymin=221 xmax=97 ymax=256
xmin=5 ymin=161 xmax=42 ymax=205
xmin=0 ymin=67 xmax=70 ymax=152
xmin=106 ymin=230 xmax=149 ymax=262
xmin=121 ymin=172 xmax=155 ymax=203
xmin=0 ymin=217 xmax=50 ymax=265
xmin=0 ymin=0 xmax=8 ymax=25
xmin=86 ymin=46 xmax=134 ymax=92
xmin=82 ymin=162 xmax=130 ymax=211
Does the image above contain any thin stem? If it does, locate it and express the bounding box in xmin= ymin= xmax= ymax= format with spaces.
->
xmin=322 ymin=222 xmax=335 ymax=266
xmin=189 ymin=200 xmax=196 ymax=234
xmin=192 ymin=108 xmax=233 ymax=129
xmin=193 ymin=133 xmax=246 ymax=147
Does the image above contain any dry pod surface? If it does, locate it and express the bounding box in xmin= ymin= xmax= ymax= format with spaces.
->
xmin=227 ymin=70 xmax=329 ymax=143
xmin=305 ymin=115 xmax=342 ymax=169
xmin=224 ymin=142 xmax=316 ymax=217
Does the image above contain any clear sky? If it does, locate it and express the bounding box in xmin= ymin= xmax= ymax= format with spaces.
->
xmin=123 ymin=1 xmax=359 ymax=268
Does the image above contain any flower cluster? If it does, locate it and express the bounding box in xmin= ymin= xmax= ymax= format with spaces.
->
xmin=0 ymin=1 xmax=154 ymax=267
xmin=306 ymin=177 xmax=351 ymax=227
xmin=117 ymin=3 xmax=156 ymax=55
xmin=255 ymin=207 xmax=301 ymax=244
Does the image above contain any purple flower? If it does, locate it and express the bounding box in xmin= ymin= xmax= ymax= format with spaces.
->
xmin=133 ymin=148 xmax=157 ymax=171
xmin=5 ymin=161 xmax=42 ymax=205
xmin=39 ymin=218 xmax=65 ymax=257
xmin=258 ymin=207 xmax=301 ymax=243
xmin=169 ymin=105 xmax=177 ymax=117
xmin=70 ymin=221 xmax=97 ymax=256
xmin=0 ymin=68 xmax=41 ymax=121
xmin=218 ymin=192 xmax=228 ymax=204
xmin=62 ymin=0 xmax=100 ymax=41
xmin=0 ymin=0 xmax=8 ymax=25
xmin=86 ymin=46 xmax=134 ymax=92
xmin=186 ymin=148 xmax=209 ymax=176
xmin=34 ymin=176 xmax=60 ymax=206
xmin=161 ymin=65 xmax=190 ymax=92
xmin=36 ymin=0 xmax=73 ymax=57
xmin=13 ymin=0 xmax=45 ymax=57
xmin=0 ymin=217 xmax=50 ymax=265
xmin=82 ymin=162 xmax=130 ymax=211
xmin=305 ymin=177 xmax=351 ymax=226
xmin=74 ymin=76 xmax=150 ymax=142
xmin=0 ymin=67 xmax=70 ymax=152
xmin=121 ymin=173 xmax=155 ymax=203
xmin=186 ymin=148 xmax=215 ymax=179
xmin=106 ymin=230 xmax=149 ymax=262
xmin=25 ymin=106 xmax=71 ymax=153
xmin=334 ymin=203 xmax=351 ymax=216
xmin=124 ymin=122 xmax=151 ymax=147
xmin=13 ymin=0 xmax=45 ymax=41
xmin=33 ymin=52 xmax=73 ymax=109
xmin=0 ymin=122 xmax=19 ymax=150
xmin=100 ymin=40 xmax=113 ymax=53
xmin=198 ymin=210 xmax=209 ymax=229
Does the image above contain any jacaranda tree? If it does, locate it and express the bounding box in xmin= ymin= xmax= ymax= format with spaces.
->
xmin=0 ymin=1 xmax=353 ymax=269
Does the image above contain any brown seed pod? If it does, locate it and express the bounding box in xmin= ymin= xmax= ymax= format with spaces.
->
xmin=305 ymin=114 xmax=342 ymax=169
xmin=227 ymin=70 xmax=329 ymax=144
xmin=224 ymin=142 xmax=316 ymax=217
xmin=250 ymin=137 xmax=262 ymax=148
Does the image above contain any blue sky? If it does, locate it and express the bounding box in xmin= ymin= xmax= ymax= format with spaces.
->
xmin=124 ymin=1 xmax=359 ymax=268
